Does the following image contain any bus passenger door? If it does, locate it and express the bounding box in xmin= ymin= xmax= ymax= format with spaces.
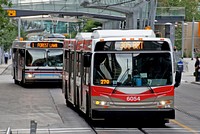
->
xmin=76 ymin=52 xmax=82 ymax=109
xmin=68 ymin=51 xmax=75 ymax=105
xmin=81 ymin=52 xmax=91 ymax=114
xmin=12 ymin=49 xmax=18 ymax=80
xmin=79 ymin=51 xmax=85 ymax=112
xmin=18 ymin=49 xmax=25 ymax=82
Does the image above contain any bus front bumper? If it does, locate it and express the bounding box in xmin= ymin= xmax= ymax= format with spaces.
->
xmin=25 ymin=79 xmax=62 ymax=83
xmin=92 ymin=108 xmax=175 ymax=120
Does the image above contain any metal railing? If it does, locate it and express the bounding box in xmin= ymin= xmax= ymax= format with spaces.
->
xmin=156 ymin=7 xmax=185 ymax=17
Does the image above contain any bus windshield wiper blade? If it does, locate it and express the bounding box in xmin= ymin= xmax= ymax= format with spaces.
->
xmin=112 ymin=68 xmax=129 ymax=94
xmin=146 ymin=83 xmax=154 ymax=93
xmin=112 ymin=82 xmax=121 ymax=94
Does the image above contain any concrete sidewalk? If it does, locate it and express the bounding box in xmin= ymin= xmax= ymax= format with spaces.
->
xmin=181 ymin=58 xmax=200 ymax=85
xmin=0 ymin=59 xmax=12 ymax=74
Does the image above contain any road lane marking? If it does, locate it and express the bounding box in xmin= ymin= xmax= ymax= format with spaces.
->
xmin=170 ymin=119 xmax=198 ymax=134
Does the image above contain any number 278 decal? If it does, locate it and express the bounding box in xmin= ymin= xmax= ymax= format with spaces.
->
xmin=126 ymin=96 xmax=141 ymax=102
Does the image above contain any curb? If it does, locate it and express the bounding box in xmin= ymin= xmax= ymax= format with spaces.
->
xmin=0 ymin=64 xmax=12 ymax=75
xmin=191 ymin=82 xmax=200 ymax=85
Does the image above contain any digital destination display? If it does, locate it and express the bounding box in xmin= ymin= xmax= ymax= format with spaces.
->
xmin=120 ymin=41 xmax=143 ymax=50
xmin=94 ymin=41 xmax=170 ymax=51
xmin=30 ymin=42 xmax=63 ymax=48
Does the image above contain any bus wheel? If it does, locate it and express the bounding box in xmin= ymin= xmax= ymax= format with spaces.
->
xmin=66 ymin=97 xmax=73 ymax=107
xmin=75 ymin=87 xmax=80 ymax=110
xmin=156 ymin=119 xmax=166 ymax=127
xmin=21 ymin=81 xmax=26 ymax=88
xmin=65 ymin=83 xmax=70 ymax=107
xmin=66 ymin=100 xmax=70 ymax=107
xmin=85 ymin=93 xmax=90 ymax=118
xmin=14 ymin=80 xmax=18 ymax=84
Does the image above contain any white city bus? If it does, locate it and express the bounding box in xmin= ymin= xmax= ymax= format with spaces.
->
xmin=12 ymin=40 xmax=64 ymax=87
xmin=62 ymin=30 xmax=182 ymax=125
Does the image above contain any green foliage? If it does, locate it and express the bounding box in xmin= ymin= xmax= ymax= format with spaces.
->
xmin=158 ymin=0 xmax=200 ymax=56
xmin=183 ymin=51 xmax=187 ymax=58
xmin=158 ymin=0 xmax=200 ymax=21
xmin=82 ymin=19 xmax=102 ymax=32
xmin=175 ymin=24 xmax=182 ymax=51
xmin=65 ymin=31 xmax=77 ymax=39
xmin=0 ymin=0 xmax=19 ymax=51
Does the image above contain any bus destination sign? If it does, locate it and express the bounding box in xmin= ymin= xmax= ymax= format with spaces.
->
xmin=31 ymin=42 xmax=63 ymax=48
xmin=120 ymin=41 xmax=143 ymax=50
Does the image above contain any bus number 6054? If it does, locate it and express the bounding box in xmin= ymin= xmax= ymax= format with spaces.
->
xmin=126 ymin=96 xmax=140 ymax=102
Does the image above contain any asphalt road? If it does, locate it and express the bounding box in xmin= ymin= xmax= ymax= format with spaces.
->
xmin=0 ymin=65 xmax=94 ymax=134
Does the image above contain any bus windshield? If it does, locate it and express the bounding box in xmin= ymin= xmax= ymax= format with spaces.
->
xmin=26 ymin=49 xmax=63 ymax=67
xmin=26 ymin=49 xmax=46 ymax=66
xmin=93 ymin=53 xmax=172 ymax=87
xmin=47 ymin=49 xmax=63 ymax=67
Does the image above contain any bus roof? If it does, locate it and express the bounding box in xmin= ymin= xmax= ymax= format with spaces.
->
xmin=75 ymin=32 xmax=92 ymax=40
xmin=91 ymin=29 xmax=156 ymax=39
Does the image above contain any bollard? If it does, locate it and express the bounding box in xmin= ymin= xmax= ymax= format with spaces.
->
xmin=30 ymin=120 xmax=37 ymax=134
xmin=5 ymin=127 xmax=12 ymax=134
xmin=177 ymin=60 xmax=184 ymax=72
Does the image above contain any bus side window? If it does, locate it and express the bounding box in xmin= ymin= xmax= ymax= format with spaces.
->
xmin=19 ymin=49 xmax=25 ymax=57
xmin=26 ymin=50 xmax=33 ymax=66
xmin=161 ymin=42 xmax=170 ymax=51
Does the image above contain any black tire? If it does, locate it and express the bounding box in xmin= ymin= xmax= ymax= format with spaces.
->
xmin=14 ymin=79 xmax=18 ymax=84
xmin=85 ymin=93 xmax=90 ymax=118
xmin=75 ymin=87 xmax=80 ymax=109
xmin=65 ymin=80 xmax=70 ymax=107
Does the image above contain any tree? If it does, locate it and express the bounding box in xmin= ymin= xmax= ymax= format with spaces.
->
xmin=158 ymin=0 xmax=200 ymax=21
xmin=0 ymin=0 xmax=19 ymax=51
xmin=158 ymin=0 xmax=200 ymax=53
xmin=82 ymin=19 xmax=102 ymax=32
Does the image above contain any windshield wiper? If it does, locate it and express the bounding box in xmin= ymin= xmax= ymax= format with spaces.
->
xmin=146 ymin=83 xmax=154 ymax=93
xmin=112 ymin=68 xmax=130 ymax=94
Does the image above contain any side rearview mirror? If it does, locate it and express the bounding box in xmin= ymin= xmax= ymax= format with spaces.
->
xmin=83 ymin=52 xmax=91 ymax=67
xmin=174 ymin=70 xmax=182 ymax=87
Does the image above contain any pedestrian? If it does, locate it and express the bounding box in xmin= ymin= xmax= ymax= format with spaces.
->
xmin=174 ymin=46 xmax=177 ymax=52
xmin=194 ymin=56 xmax=200 ymax=81
xmin=4 ymin=52 xmax=9 ymax=64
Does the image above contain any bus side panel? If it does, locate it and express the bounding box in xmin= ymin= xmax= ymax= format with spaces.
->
xmin=12 ymin=48 xmax=17 ymax=79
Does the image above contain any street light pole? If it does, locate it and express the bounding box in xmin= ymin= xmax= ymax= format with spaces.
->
xmin=18 ymin=17 xmax=21 ymax=40
xmin=181 ymin=21 xmax=185 ymax=58
xmin=191 ymin=17 xmax=195 ymax=60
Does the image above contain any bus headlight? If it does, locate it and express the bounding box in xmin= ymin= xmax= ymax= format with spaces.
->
xmin=160 ymin=101 xmax=166 ymax=105
xmin=27 ymin=73 xmax=33 ymax=78
xmin=94 ymin=100 xmax=109 ymax=106
xmin=157 ymin=100 xmax=172 ymax=108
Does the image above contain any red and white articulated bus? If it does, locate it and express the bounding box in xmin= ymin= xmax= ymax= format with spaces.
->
xmin=62 ymin=30 xmax=182 ymax=125
xmin=12 ymin=40 xmax=64 ymax=87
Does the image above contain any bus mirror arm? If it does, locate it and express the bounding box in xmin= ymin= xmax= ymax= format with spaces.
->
xmin=174 ymin=70 xmax=182 ymax=88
